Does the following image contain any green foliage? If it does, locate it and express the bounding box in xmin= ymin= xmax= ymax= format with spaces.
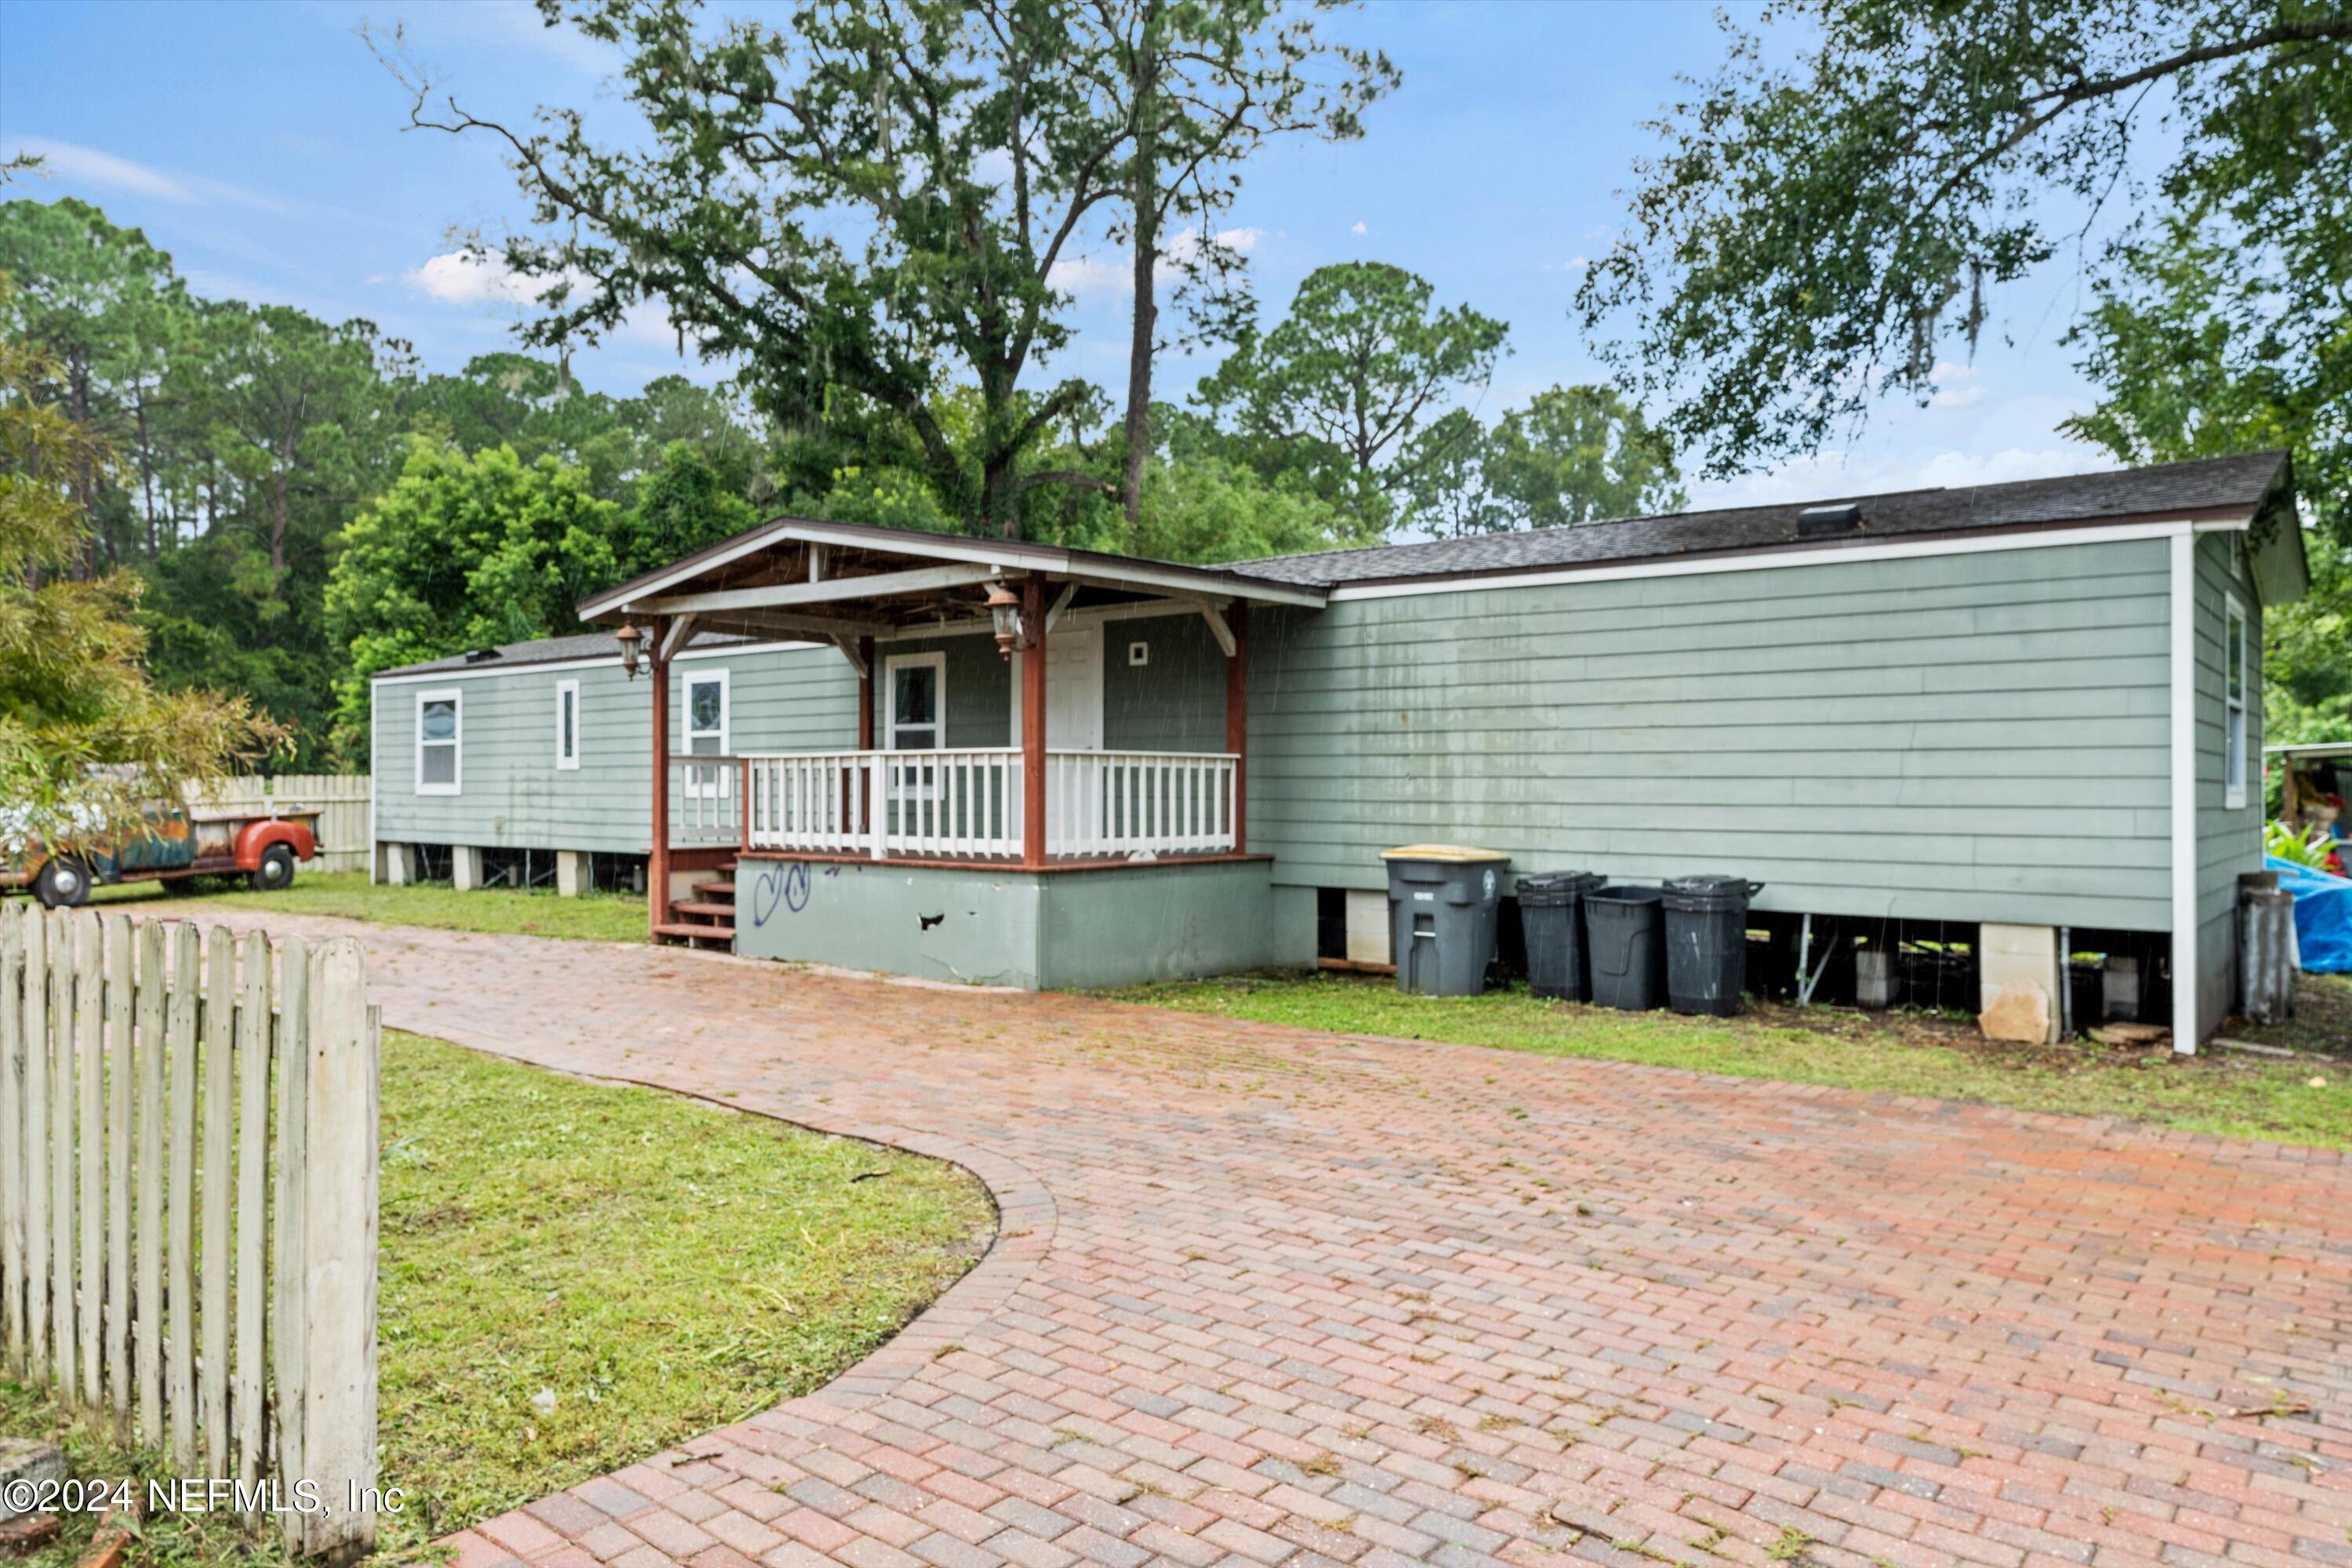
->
xmin=0 ymin=309 xmax=282 ymax=855
xmin=325 ymin=441 xmax=620 ymax=746
xmin=1129 ymin=451 xmax=1344 ymax=564
xmin=1197 ymin=260 xmax=1508 ymax=536
xmin=1480 ymin=384 xmax=1685 ymax=533
xmin=394 ymin=0 xmax=1144 ymax=535
xmin=2264 ymin=818 xmax=2339 ymax=872
xmin=1578 ymin=1 xmax=2352 ymax=477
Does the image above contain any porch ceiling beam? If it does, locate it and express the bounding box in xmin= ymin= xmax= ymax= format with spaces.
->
xmin=627 ymin=561 xmax=1002 ymax=617
xmin=658 ymin=613 xmax=699 ymax=662
xmin=1044 ymin=581 xmax=1080 ymax=633
xmin=830 ymin=633 xmax=868 ymax=678
xmin=1046 ymin=565 xmax=1324 ymax=610
xmin=693 ymin=608 xmax=892 ymax=642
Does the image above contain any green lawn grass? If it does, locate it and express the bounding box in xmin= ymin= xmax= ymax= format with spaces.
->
xmin=89 ymin=871 xmax=650 ymax=942
xmin=1105 ymin=970 xmax=2352 ymax=1149
xmin=0 ymin=1030 xmax=993 ymax=1563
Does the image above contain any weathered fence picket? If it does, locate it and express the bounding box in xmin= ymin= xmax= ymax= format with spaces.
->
xmin=0 ymin=904 xmax=377 ymax=1559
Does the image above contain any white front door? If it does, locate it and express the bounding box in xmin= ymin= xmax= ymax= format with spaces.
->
xmin=1014 ymin=624 xmax=1102 ymax=750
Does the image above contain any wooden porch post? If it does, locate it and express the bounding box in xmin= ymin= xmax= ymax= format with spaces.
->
xmin=856 ymin=637 xmax=877 ymax=750
xmin=1022 ymin=577 xmax=1047 ymax=869
xmin=648 ymin=618 xmax=672 ymax=935
xmin=853 ymin=636 xmax=875 ymax=840
xmin=1226 ymin=600 xmax=1249 ymax=854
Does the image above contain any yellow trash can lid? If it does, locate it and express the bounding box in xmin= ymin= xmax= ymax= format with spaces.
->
xmin=1379 ymin=844 xmax=1509 ymax=862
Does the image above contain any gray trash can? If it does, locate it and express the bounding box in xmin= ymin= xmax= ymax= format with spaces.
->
xmin=1661 ymin=875 xmax=1763 ymax=1016
xmin=1382 ymin=846 xmax=1510 ymax=996
xmin=1586 ymin=885 xmax=1666 ymax=1010
xmin=1518 ymin=872 xmax=1604 ymax=1001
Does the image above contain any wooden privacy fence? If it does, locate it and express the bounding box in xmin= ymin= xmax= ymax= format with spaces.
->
xmin=201 ymin=776 xmax=370 ymax=875
xmin=0 ymin=905 xmax=378 ymax=1559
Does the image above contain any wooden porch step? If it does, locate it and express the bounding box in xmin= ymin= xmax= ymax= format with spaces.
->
xmin=698 ymin=880 xmax=738 ymax=897
xmin=654 ymin=920 xmax=735 ymax=942
xmin=672 ymin=899 xmax=738 ymax=919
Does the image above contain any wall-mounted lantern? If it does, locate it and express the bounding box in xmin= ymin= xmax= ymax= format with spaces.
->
xmin=985 ymin=579 xmax=1025 ymax=659
xmin=616 ymin=621 xmax=645 ymax=679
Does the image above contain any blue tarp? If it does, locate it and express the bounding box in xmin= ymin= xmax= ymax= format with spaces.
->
xmin=2269 ymin=855 xmax=2352 ymax=975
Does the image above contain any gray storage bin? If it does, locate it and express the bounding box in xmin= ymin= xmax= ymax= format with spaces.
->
xmin=1381 ymin=846 xmax=1510 ymax=996
xmin=1586 ymin=885 xmax=1666 ymax=1010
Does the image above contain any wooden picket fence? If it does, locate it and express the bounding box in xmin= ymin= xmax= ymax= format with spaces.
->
xmin=0 ymin=905 xmax=378 ymax=1559
xmin=201 ymin=775 xmax=371 ymax=875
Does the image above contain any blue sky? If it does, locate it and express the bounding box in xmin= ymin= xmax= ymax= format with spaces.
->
xmin=1 ymin=0 xmax=2125 ymax=510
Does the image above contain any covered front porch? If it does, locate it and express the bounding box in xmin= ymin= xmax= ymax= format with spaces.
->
xmin=579 ymin=516 xmax=1325 ymax=980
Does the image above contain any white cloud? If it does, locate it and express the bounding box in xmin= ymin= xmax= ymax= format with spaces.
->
xmin=407 ymin=249 xmax=554 ymax=307
xmin=1350 ymin=220 xmax=1367 ymax=235
xmin=4 ymin=135 xmax=289 ymax=213
xmin=1926 ymin=360 xmax=1987 ymax=409
xmin=406 ymin=249 xmax=691 ymax=354
xmin=1688 ymin=445 xmax=2116 ymax=511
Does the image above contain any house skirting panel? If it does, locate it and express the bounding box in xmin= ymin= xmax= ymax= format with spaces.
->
xmin=731 ymin=856 xmax=1279 ymax=990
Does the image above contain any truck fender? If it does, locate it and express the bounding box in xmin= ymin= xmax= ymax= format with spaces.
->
xmin=234 ymin=818 xmax=316 ymax=872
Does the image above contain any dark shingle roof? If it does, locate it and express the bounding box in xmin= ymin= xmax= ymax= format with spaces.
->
xmin=1225 ymin=451 xmax=2290 ymax=589
xmin=373 ymin=630 xmax=759 ymax=680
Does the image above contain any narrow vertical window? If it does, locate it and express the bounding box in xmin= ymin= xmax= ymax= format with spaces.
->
xmin=556 ymin=679 xmax=581 ymax=770
xmin=683 ymin=670 xmax=729 ymax=797
xmin=2224 ymin=595 xmax=2248 ymax=808
xmin=417 ymin=688 xmax=461 ymax=794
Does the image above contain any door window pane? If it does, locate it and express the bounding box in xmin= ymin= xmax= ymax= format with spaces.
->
xmin=893 ymin=665 xmax=938 ymax=749
xmin=421 ymin=699 xmax=456 ymax=742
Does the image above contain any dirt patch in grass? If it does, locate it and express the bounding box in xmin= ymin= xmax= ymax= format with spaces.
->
xmin=1105 ymin=970 xmax=2352 ymax=1149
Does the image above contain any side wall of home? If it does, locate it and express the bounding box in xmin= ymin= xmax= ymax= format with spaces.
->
xmin=372 ymin=643 xmax=856 ymax=856
xmin=1246 ymin=537 xmax=2179 ymax=933
xmin=2192 ymin=528 xmax=2267 ymax=1037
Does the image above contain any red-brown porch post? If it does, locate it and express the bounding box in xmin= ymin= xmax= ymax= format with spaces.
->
xmin=852 ymin=635 xmax=875 ymax=834
xmin=1022 ymin=576 xmax=1047 ymax=869
xmin=1225 ymin=600 xmax=1250 ymax=853
xmin=648 ymin=615 xmax=673 ymax=934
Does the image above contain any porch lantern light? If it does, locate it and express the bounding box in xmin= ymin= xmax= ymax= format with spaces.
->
xmin=615 ymin=621 xmax=645 ymax=679
xmin=985 ymin=579 xmax=1025 ymax=659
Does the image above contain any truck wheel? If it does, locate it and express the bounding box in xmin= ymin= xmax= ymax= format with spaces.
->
xmin=34 ymin=857 xmax=91 ymax=909
xmin=249 ymin=844 xmax=297 ymax=893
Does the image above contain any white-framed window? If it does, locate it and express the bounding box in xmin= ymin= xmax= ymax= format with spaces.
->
xmin=682 ymin=668 xmax=730 ymax=797
xmin=2224 ymin=593 xmax=2248 ymax=809
xmin=416 ymin=688 xmax=461 ymax=795
xmin=555 ymin=679 xmax=581 ymax=770
xmin=885 ymin=651 xmax=946 ymax=799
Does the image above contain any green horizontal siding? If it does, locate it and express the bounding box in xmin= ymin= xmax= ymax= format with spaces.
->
xmin=1248 ymin=538 xmax=2178 ymax=931
xmin=372 ymin=644 xmax=856 ymax=855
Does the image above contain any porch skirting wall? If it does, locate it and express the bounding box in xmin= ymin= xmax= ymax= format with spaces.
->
xmin=731 ymin=856 xmax=1298 ymax=989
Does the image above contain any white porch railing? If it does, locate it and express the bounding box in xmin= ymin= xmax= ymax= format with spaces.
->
xmin=739 ymin=748 xmax=1237 ymax=862
xmin=670 ymin=756 xmax=743 ymax=846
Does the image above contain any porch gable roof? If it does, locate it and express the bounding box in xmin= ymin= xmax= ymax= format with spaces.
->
xmin=575 ymin=515 xmax=1328 ymax=643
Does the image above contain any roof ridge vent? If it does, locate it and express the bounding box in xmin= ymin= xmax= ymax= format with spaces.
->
xmin=463 ymin=647 xmax=505 ymax=663
xmin=1796 ymin=503 xmax=1864 ymax=538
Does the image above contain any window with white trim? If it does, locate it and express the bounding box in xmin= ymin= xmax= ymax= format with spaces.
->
xmin=555 ymin=679 xmax=581 ymax=770
xmin=2224 ymin=594 xmax=2248 ymax=808
xmin=416 ymin=688 xmax=461 ymax=795
xmin=683 ymin=669 xmax=729 ymax=796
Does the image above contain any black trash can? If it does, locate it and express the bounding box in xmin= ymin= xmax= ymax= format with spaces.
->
xmin=1585 ymin=885 xmax=1665 ymax=1011
xmin=1518 ymin=872 xmax=1604 ymax=1001
xmin=1661 ymin=874 xmax=1764 ymax=1016
xmin=1381 ymin=846 xmax=1510 ymax=996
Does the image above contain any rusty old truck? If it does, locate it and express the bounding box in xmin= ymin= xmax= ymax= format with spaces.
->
xmin=3 ymin=797 xmax=320 ymax=909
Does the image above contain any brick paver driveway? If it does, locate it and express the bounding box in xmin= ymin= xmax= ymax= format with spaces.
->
xmin=172 ymin=911 xmax=2352 ymax=1568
